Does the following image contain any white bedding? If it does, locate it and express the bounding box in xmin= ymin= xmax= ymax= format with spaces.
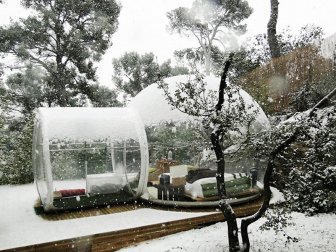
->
xmin=184 ymin=173 xmax=246 ymax=199
xmin=87 ymin=172 xmax=138 ymax=194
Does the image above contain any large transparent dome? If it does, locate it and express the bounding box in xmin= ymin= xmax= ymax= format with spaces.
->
xmin=129 ymin=75 xmax=270 ymax=131
xmin=129 ymin=75 xmax=270 ymax=206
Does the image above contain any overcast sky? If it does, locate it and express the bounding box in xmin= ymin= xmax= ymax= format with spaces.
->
xmin=0 ymin=0 xmax=335 ymax=88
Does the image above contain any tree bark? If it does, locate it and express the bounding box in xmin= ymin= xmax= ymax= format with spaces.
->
xmin=267 ymin=0 xmax=281 ymax=59
xmin=205 ymin=48 xmax=212 ymax=76
xmin=211 ymin=53 xmax=240 ymax=252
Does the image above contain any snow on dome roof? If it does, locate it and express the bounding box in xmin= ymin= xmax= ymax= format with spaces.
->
xmin=128 ymin=75 xmax=270 ymax=132
xmin=37 ymin=107 xmax=144 ymax=142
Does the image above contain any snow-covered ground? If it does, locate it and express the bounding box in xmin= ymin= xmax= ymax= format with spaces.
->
xmin=121 ymin=212 xmax=336 ymax=252
xmin=0 ymin=183 xmax=335 ymax=252
xmin=0 ymin=183 xmax=210 ymax=250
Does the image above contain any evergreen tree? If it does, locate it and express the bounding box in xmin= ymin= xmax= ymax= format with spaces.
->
xmin=0 ymin=0 xmax=121 ymax=107
xmin=0 ymin=115 xmax=34 ymax=184
xmin=1 ymin=64 xmax=45 ymax=115
xmin=0 ymin=113 xmax=9 ymax=183
xmin=167 ymin=0 xmax=252 ymax=75
xmin=0 ymin=1 xmax=121 ymax=184
xmin=112 ymin=51 xmax=188 ymax=97
xmin=89 ymin=84 xmax=122 ymax=107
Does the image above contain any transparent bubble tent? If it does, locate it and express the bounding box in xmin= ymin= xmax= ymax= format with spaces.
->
xmin=130 ymin=75 xmax=270 ymax=207
xmin=33 ymin=75 xmax=270 ymax=211
xmin=33 ymin=107 xmax=148 ymax=211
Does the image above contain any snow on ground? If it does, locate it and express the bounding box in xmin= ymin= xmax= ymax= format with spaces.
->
xmin=0 ymin=183 xmax=335 ymax=252
xmin=0 ymin=184 xmax=210 ymax=250
xmin=121 ymin=212 xmax=336 ymax=252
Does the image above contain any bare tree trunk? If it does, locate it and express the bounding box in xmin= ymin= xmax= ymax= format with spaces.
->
xmin=267 ymin=0 xmax=281 ymax=59
xmin=211 ymin=53 xmax=240 ymax=252
xmin=205 ymin=48 xmax=211 ymax=76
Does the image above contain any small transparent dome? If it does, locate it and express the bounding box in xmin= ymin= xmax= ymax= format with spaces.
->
xmin=33 ymin=107 xmax=148 ymax=211
xmin=129 ymin=75 xmax=270 ymax=206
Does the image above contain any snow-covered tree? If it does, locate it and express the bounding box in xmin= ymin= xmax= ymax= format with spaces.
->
xmin=242 ymin=25 xmax=324 ymax=65
xmin=158 ymin=55 xmax=259 ymax=252
xmin=237 ymin=25 xmax=330 ymax=114
xmin=159 ymin=46 xmax=336 ymax=250
xmin=0 ymin=114 xmax=34 ymax=185
xmin=0 ymin=73 xmax=9 ymax=183
xmin=271 ymin=106 xmax=336 ymax=215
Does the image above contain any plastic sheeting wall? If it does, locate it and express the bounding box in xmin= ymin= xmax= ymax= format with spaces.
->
xmin=32 ymin=107 xmax=148 ymax=211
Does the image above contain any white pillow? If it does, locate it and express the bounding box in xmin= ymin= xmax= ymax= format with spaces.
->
xmin=184 ymin=173 xmax=242 ymax=199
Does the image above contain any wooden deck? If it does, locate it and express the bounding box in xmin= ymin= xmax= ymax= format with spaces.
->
xmin=3 ymin=196 xmax=263 ymax=252
xmin=37 ymin=200 xmax=219 ymax=222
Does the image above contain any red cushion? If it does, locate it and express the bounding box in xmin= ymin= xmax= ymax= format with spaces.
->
xmin=59 ymin=189 xmax=86 ymax=197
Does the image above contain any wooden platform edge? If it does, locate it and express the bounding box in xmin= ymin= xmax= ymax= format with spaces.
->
xmin=2 ymin=199 xmax=263 ymax=252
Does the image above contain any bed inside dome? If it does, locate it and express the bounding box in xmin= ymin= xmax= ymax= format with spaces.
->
xmin=129 ymin=75 xmax=269 ymax=207
xmin=33 ymin=107 xmax=148 ymax=211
